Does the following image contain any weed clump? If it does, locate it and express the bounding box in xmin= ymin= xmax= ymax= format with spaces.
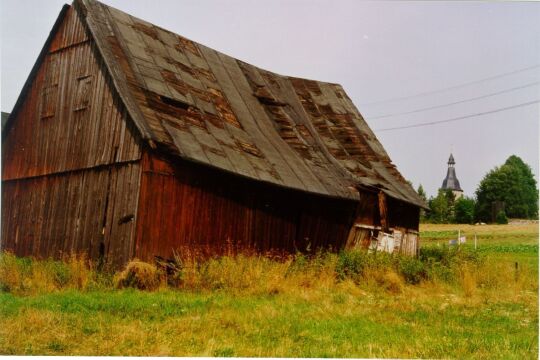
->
xmin=381 ymin=271 xmax=404 ymax=294
xmin=461 ymin=268 xmax=477 ymax=297
xmin=0 ymin=252 xmax=103 ymax=295
xmin=114 ymin=260 xmax=164 ymax=291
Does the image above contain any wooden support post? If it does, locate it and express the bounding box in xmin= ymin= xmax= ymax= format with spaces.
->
xmin=378 ymin=191 xmax=388 ymax=233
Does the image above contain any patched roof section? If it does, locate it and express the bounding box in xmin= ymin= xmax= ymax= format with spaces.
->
xmin=76 ymin=0 xmax=426 ymax=208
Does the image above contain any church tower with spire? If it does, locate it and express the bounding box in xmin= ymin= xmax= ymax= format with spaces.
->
xmin=441 ymin=153 xmax=463 ymax=199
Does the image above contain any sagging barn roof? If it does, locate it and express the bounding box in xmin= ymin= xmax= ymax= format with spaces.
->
xmin=9 ymin=0 xmax=426 ymax=208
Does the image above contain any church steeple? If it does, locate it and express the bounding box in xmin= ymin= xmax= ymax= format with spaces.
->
xmin=448 ymin=153 xmax=455 ymax=166
xmin=441 ymin=153 xmax=463 ymax=198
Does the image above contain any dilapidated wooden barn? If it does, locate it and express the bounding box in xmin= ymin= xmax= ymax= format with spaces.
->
xmin=2 ymin=0 xmax=427 ymax=267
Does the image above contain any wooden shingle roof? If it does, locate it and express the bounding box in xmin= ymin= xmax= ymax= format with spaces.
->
xmin=77 ymin=0 xmax=426 ymax=208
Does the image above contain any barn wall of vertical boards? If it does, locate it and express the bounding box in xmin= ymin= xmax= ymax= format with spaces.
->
xmin=1 ymin=7 xmax=143 ymax=267
xmin=134 ymin=151 xmax=359 ymax=261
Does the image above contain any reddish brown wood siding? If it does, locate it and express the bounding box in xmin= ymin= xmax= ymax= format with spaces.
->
xmin=353 ymin=191 xmax=381 ymax=226
xmin=387 ymin=198 xmax=420 ymax=231
xmin=1 ymin=6 xmax=143 ymax=266
xmin=134 ymin=151 xmax=358 ymax=261
xmin=2 ymin=6 xmax=141 ymax=181
xmin=2 ymin=163 xmax=141 ymax=265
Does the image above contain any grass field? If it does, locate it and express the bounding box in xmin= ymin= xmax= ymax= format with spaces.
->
xmin=1 ymin=223 xmax=538 ymax=358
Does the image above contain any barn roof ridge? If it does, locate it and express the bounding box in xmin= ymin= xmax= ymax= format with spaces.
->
xmin=72 ymin=0 xmax=426 ymax=208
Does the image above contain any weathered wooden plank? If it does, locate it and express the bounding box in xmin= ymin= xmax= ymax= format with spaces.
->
xmin=278 ymin=78 xmax=357 ymax=197
xmin=2 ymin=15 xmax=141 ymax=182
xmin=219 ymin=56 xmax=336 ymax=195
xmin=268 ymin=75 xmax=355 ymax=199
xmin=199 ymin=47 xmax=301 ymax=188
xmin=378 ymin=191 xmax=388 ymax=232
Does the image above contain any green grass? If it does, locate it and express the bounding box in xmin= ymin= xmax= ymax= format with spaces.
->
xmin=0 ymin=287 xmax=537 ymax=358
xmin=420 ymin=223 xmax=538 ymax=246
xmin=0 ymin=223 xmax=538 ymax=358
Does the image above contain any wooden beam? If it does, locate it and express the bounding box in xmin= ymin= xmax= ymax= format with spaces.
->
xmin=378 ymin=191 xmax=389 ymax=232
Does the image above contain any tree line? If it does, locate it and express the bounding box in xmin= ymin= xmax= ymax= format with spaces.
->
xmin=417 ymin=155 xmax=538 ymax=224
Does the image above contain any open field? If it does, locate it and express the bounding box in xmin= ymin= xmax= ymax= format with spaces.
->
xmin=420 ymin=223 xmax=539 ymax=246
xmin=1 ymin=223 xmax=538 ymax=358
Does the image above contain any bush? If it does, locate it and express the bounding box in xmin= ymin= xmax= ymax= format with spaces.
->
xmin=396 ymin=256 xmax=426 ymax=284
xmin=114 ymin=260 xmax=164 ymax=291
xmin=419 ymin=246 xmax=456 ymax=265
xmin=335 ymin=250 xmax=394 ymax=282
xmin=496 ymin=210 xmax=508 ymax=224
xmin=335 ymin=250 xmax=429 ymax=289
xmin=418 ymin=245 xmax=483 ymax=283
xmin=335 ymin=251 xmax=370 ymax=281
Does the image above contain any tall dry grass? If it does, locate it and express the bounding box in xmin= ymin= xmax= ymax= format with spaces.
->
xmin=0 ymin=246 xmax=536 ymax=297
xmin=0 ymin=252 xmax=110 ymax=296
xmin=172 ymin=252 xmax=340 ymax=296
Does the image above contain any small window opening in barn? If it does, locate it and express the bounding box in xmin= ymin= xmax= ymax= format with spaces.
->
xmin=73 ymin=75 xmax=93 ymax=111
xmin=40 ymin=54 xmax=61 ymax=119
xmin=40 ymin=84 xmax=58 ymax=119
xmin=159 ymin=95 xmax=190 ymax=110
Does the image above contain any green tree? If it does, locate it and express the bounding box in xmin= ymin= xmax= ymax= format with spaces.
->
xmin=475 ymin=155 xmax=538 ymax=222
xmin=427 ymin=189 xmax=455 ymax=223
xmin=417 ymin=184 xmax=427 ymax=202
xmin=417 ymin=184 xmax=428 ymax=222
xmin=496 ymin=210 xmax=508 ymax=224
xmin=454 ymin=197 xmax=475 ymax=224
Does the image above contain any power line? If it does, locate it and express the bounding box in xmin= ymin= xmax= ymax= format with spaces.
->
xmin=360 ymin=64 xmax=540 ymax=107
xmin=373 ymin=99 xmax=540 ymax=132
xmin=365 ymin=81 xmax=540 ymax=120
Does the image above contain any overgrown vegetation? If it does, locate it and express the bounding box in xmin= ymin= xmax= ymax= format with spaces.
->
xmin=422 ymin=190 xmax=477 ymax=225
xmin=0 ymin=224 xmax=537 ymax=358
xmin=0 ymin=246 xmax=510 ymax=297
xmin=0 ymin=254 xmax=112 ymax=295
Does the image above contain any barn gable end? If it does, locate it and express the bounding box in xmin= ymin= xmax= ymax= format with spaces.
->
xmin=2 ymin=5 xmax=143 ymax=266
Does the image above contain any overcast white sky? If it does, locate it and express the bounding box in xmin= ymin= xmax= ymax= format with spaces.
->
xmin=1 ymin=0 xmax=539 ymax=198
